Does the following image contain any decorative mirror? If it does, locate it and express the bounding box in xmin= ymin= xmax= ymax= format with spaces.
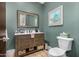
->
xmin=17 ymin=10 xmax=39 ymax=28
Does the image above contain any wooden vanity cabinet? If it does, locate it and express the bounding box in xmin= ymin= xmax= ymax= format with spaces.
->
xmin=15 ymin=33 xmax=45 ymax=57
xmin=0 ymin=39 xmax=6 ymax=56
xmin=0 ymin=2 xmax=6 ymax=57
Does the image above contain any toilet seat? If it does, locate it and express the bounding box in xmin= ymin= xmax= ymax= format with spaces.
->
xmin=48 ymin=47 xmax=66 ymax=57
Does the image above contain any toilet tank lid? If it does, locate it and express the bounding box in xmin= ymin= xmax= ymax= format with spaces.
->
xmin=57 ymin=36 xmax=74 ymax=41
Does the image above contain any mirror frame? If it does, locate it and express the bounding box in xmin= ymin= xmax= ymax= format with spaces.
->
xmin=17 ymin=10 xmax=39 ymax=28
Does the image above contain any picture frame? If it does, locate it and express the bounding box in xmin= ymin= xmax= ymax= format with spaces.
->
xmin=17 ymin=10 xmax=39 ymax=28
xmin=48 ymin=5 xmax=63 ymax=26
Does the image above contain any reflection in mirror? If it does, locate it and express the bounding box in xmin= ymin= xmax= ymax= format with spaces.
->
xmin=17 ymin=10 xmax=39 ymax=28
xmin=19 ymin=14 xmax=26 ymax=27
xmin=26 ymin=15 xmax=38 ymax=27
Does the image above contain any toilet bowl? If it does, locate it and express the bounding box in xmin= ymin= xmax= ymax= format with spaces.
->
xmin=48 ymin=47 xmax=66 ymax=57
xmin=48 ymin=36 xmax=74 ymax=57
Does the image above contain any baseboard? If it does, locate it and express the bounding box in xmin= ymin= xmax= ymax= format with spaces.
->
xmin=48 ymin=46 xmax=52 ymax=49
xmin=6 ymin=49 xmax=15 ymax=57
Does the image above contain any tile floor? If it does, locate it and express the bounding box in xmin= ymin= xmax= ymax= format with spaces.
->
xmin=26 ymin=50 xmax=48 ymax=57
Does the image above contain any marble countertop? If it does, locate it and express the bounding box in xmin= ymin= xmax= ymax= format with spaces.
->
xmin=15 ymin=32 xmax=44 ymax=35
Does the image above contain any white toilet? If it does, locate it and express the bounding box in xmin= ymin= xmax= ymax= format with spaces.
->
xmin=48 ymin=36 xmax=74 ymax=57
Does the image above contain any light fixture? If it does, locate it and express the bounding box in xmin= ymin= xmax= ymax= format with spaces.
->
xmin=39 ymin=2 xmax=45 ymax=4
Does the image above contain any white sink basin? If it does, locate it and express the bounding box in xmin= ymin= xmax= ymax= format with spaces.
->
xmin=57 ymin=36 xmax=74 ymax=41
xmin=15 ymin=33 xmax=27 ymax=35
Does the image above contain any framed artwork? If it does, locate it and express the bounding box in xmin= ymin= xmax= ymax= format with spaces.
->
xmin=48 ymin=5 xmax=63 ymax=26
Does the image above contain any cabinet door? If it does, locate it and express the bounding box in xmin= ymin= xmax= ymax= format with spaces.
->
xmin=0 ymin=39 xmax=6 ymax=54
xmin=15 ymin=35 xmax=31 ymax=50
xmin=23 ymin=38 xmax=29 ymax=49
xmin=34 ymin=34 xmax=45 ymax=46
xmin=24 ymin=35 xmax=31 ymax=48
xmin=29 ymin=38 xmax=34 ymax=48
xmin=15 ymin=35 xmax=29 ymax=50
xmin=35 ymin=38 xmax=44 ymax=46
xmin=15 ymin=36 xmax=21 ymax=50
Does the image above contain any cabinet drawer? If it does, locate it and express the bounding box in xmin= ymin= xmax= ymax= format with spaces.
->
xmin=35 ymin=34 xmax=44 ymax=38
xmin=16 ymin=35 xmax=31 ymax=39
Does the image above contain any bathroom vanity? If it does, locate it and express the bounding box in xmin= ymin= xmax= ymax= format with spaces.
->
xmin=15 ymin=32 xmax=45 ymax=57
xmin=15 ymin=10 xmax=44 ymax=57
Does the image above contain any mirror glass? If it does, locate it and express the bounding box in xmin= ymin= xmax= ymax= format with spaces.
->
xmin=17 ymin=10 xmax=39 ymax=28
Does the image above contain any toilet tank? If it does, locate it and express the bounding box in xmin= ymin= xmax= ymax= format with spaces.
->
xmin=57 ymin=36 xmax=74 ymax=51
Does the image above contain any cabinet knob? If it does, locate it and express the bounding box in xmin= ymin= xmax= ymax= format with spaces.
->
xmin=2 ymin=37 xmax=9 ymax=42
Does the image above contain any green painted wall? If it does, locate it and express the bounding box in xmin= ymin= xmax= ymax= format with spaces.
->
xmin=43 ymin=2 xmax=79 ymax=57
xmin=6 ymin=2 xmax=43 ymax=50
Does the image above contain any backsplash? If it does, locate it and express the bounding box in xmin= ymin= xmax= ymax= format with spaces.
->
xmin=15 ymin=28 xmax=40 ymax=33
